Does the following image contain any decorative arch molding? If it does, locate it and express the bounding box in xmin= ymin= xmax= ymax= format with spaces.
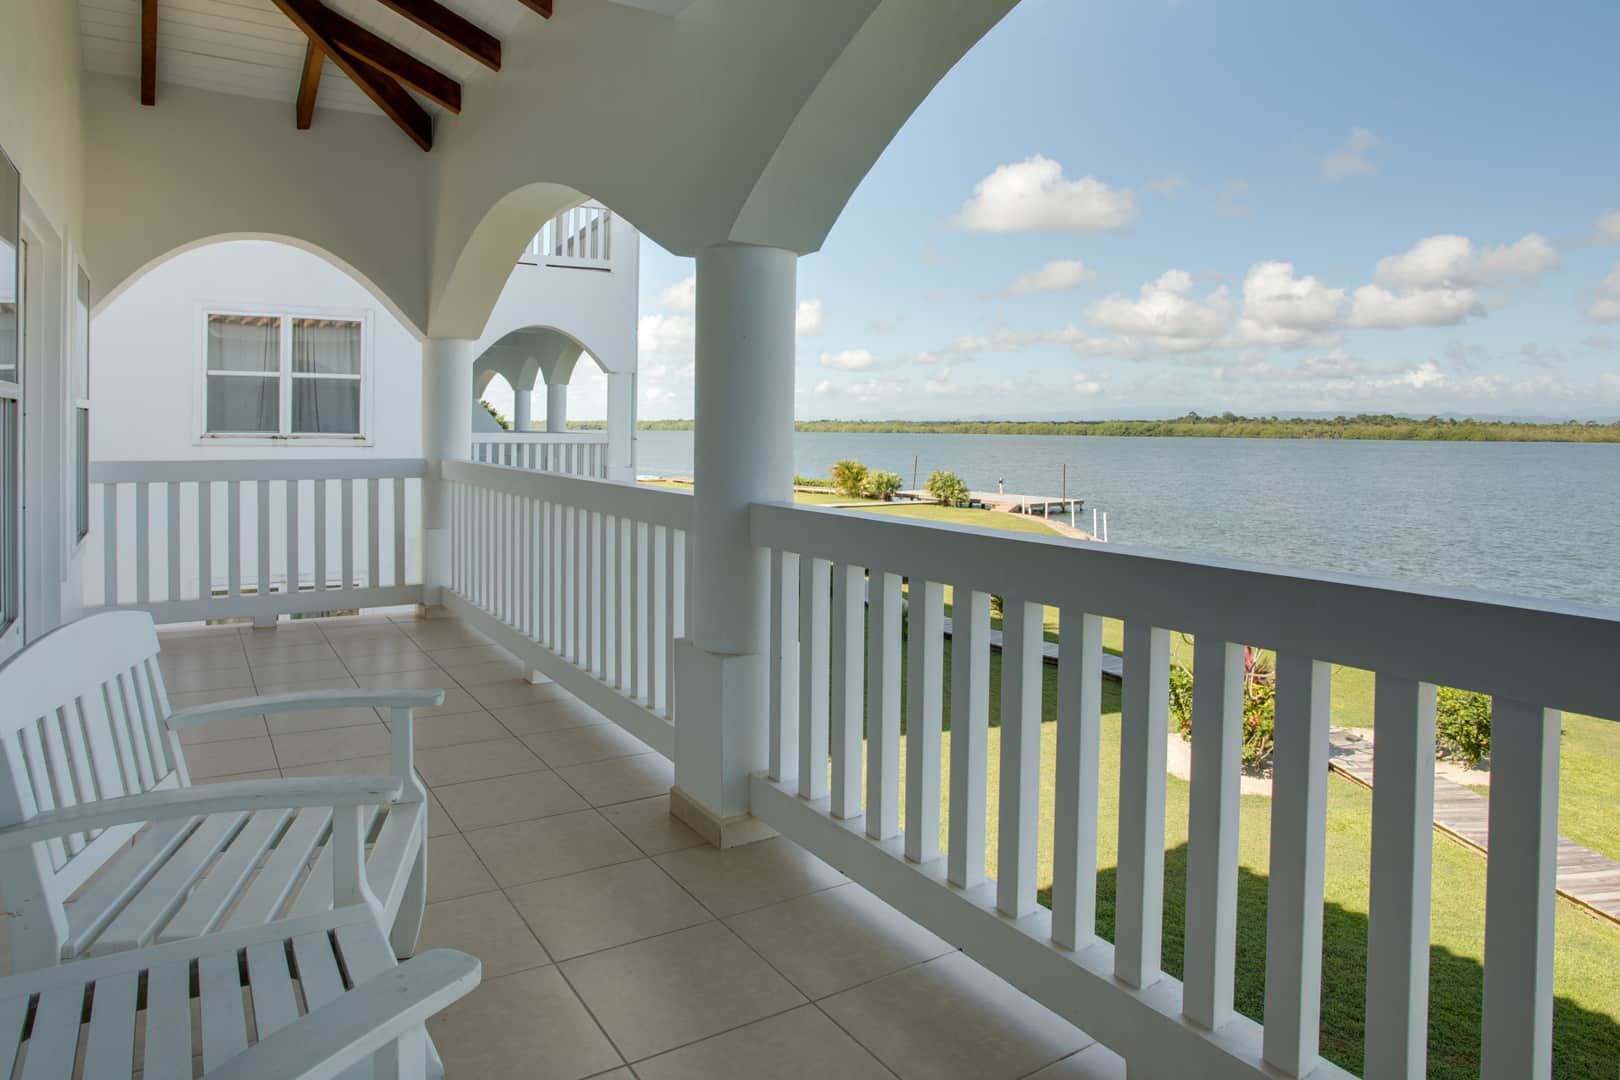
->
xmin=94 ymin=232 xmax=427 ymax=339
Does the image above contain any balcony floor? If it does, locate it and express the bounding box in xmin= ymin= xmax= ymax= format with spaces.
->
xmin=8 ymin=611 xmax=1128 ymax=1078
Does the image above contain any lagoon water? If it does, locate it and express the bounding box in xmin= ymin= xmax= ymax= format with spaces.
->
xmin=636 ymin=430 xmax=1620 ymax=609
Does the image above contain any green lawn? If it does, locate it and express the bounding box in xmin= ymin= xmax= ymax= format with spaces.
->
xmin=870 ymin=643 xmax=1620 ymax=1078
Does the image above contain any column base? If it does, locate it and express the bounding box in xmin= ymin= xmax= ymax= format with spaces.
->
xmin=670 ymin=785 xmax=777 ymax=849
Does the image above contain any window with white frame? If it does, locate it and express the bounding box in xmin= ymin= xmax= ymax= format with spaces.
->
xmin=204 ymin=312 xmax=364 ymax=437
xmin=73 ymin=266 xmax=90 ymax=544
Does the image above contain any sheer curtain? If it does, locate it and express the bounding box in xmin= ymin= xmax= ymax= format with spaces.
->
xmin=291 ymin=319 xmax=361 ymax=434
xmin=205 ymin=316 xmax=278 ymax=433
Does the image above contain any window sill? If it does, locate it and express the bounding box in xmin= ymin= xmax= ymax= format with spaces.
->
xmin=196 ymin=435 xmax=374 ymax=449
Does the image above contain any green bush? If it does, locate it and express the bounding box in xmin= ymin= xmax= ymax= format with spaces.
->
xmin=793 ymin=474 xmax=834 ymax=488
xmin=830 ymin=459 xmax=869 ymax=499
xmin=862 ymin=469 xmax=903 ymax=501
xmin=479 ymin=399 xmax=511 ymax=431
xmin=1436 ymin=686 xmax=1491 ymax=767
xmin=924 ymin=469 xmax=970 ymax=506
xmin=1169 ymin=649 xmax=1276 ymax=769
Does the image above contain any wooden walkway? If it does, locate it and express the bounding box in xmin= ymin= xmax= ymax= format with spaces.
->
xmin=949 ymin=616 xmax=1620 ymax=925
xmin=1328 ymin=729 xmax=1620 ymax=925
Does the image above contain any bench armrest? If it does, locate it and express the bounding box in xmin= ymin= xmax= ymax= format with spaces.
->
xmin=165 ymin=688 xmax=445 ymax=728
xmin=0 ymin=776 xmax=404 ymax=852
xmin=202 ymin=949 xmax=481 ymax=1080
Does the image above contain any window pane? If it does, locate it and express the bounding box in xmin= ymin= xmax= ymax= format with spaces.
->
xmin=74 ymin=267 xmax=91 ymax=399
xmin=75 ymin=408 xmax=90 ymax=542
xmin=292 ymin=318 xmax=361 ymax=374
xmin=207 ymin=314 xmax=279 ymax=373
xmin=0 ymin=400 xmax=17 ymax=633
xmin=292 ymin=377 xmax=360 ymax=434
xmin=0 ymin=149 xmax=17 ymax=387
xmin=207 ymin=374 xmax=279 ymax=433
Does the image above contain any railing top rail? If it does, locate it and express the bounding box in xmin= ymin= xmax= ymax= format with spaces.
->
xmin=471 ymin=432 xmax=608 ymax=443
xmin=751 ymin=500 xmax=1620 ymax=719
xmin=91 ymin=458 xmax=430 ymax=484
xmin=445 ymin=459 xmax=692 ymax=531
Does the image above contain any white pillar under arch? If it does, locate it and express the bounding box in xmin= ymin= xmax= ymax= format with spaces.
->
xmin=421 ymin=338 xmax=475 ymax=606
xmin=512 ymin=388 xmax=532 ymax=432
xmin=670 ymin=242 xmax=797 ymax=847
xmin=606 ymin=372 xmax=635 ymax=483
xmin=545 ymin=382 xmax=568 ymax=433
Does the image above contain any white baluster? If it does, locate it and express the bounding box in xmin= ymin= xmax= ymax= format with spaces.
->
xmin=226 ymin=480 xmax=242 ymax=597
xmin=829 ymin=563 xmax=865 ymax=819
xmin=287 ymin=479 xmax=301 ymax=597
xmin=1481 ymin=700 xmax=1559 ymax=1080
xmin=769 ymin=550 xmax=800 ymax=785
xmin=1365 ymin=675 xmax=1437 ymax=1079
xmin=166 ymin=481 xmax=181 ymax=603
xmin=1262 ymin=655 xmax=1332 ymax=1076
xmin=1051 ymin=609 xmax=1103 ymax=948
xmin=366 ymin=477 xmax=381 ymax=591
xmin=1183 ymin=639 xmax=1244 ymax=1028
xmin=996 ymin=597 xmax=1043 ymax=917
xmin=1115 ymin=622 xmax=1170 ymax=987
xmin=311 ymin=479 xmax=326 ymax=591
xmin=905 ymin=580 xmax=945 ymax=862
xmin=865 ymin=571 xmax=902 ymax=838
xmin=797 ymin=556 xmax=831 ymax=801
xmin=947 ymin=588 xmax=991 ymax=888
xmin=103 ymin=483 xmax=119 ymax=605
xmin=135 ymin=482 xmax=151 ymax=603
xmin=340 ymin=478 xmax=354 ymax=591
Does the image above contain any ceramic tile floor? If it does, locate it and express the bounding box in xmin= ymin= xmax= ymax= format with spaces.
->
xmin=104 ymin=611 xmax=1129 ymax=1078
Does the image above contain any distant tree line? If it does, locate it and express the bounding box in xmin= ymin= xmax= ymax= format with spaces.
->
xmin=616 ymin=414 xmax=1620 ymax=443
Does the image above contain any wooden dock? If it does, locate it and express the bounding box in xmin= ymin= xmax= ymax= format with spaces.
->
xmin=1327 ymin=729 xmax=1620 ymax=925
xmin=897 ymin=489 xmax=1082 ymax=516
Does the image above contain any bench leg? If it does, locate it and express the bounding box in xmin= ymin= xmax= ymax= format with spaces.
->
xmin=375 ymin=1025 xmax=431 ymax=1080
xmin=391 ymin=831 xmax=428 ymax=959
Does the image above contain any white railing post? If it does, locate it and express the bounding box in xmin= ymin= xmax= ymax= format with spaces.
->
xmin=422 ymin=338 xmax=474 ymax=606
xmin=670 ymin=242 xmax=797 ymax=847
xmin=1115 ymin=622 xmax=1170 ymax=987
xmin=1481 ymin=700 xmax=1559 ymax=1080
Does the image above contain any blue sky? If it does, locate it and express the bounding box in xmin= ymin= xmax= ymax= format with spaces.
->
xmin=625 ymin=0 xmax=1620 ymax=421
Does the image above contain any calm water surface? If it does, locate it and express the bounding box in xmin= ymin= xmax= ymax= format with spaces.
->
xmin=635 ymin=430 xmax=1620 ymax=609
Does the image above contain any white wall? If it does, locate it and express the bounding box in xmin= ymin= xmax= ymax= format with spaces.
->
xmin=86 ymin=240 xmax=425 ymax=606
xmin=92 ymin=241 xmax=423 ymax=462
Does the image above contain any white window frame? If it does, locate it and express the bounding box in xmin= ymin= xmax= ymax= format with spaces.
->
xmin=194 ymin=302 xmax=374 ymax=447
xmin=69 ymin=263 xmax=91 ymax=553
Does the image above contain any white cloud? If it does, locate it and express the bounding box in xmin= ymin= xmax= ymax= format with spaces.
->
xmin=1236 ymin=261 xmax=1346 ymax=346
xmin=1085 ymin=270 xmax=1232 ymax=351
xmin=1148 ymin=175 xmax=1187 ymax=197
xmin=1298 ymin=349 xmax=1364 ymax=377
xmin=952 ymin=326 xmax=1086 ymax=353
xmin=1072 ymin=373 xmax=1106 ymax=396
xmin=1321 ymin=127 xmax=1380 ymax=180
xmin=1346 ymin=284 xmax=1483 ymax=328
xmin=819 ymin=349 xmax=879 ymax=371
xmin=955 ymin=155 xmax=1137 ymax=233
xmin=1002 ymin=259 xmax=1097 ymax=296
xmin=1375 ymin=233 xmax=1560 ymax=289
xmin=638 ymin=313 xmax=695 ymax=354
xmin=1589 ymin=263 xmax=1620 ymax=322
xmin=1594 ymin=211 xmax=1620 ymax=244
xmin=656 ymin=274 xmax=697 ymax=312
xmin=796 ymin=299 xmax=825 ymax=337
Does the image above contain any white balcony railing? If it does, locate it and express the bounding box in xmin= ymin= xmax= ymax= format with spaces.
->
xmin=85 ymin=459 xmax=426 ymax=623
xmin=519 ymin=202 xmax=613 ymax=270
xmin=470 ymin=432 xmax=609 ymax=479
xmin=440 ymin=460 xmax=688 ymax=756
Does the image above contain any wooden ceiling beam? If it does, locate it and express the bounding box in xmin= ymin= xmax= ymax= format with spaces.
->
xmin=140 ymin=0 xmax=158 ymax=105
xmin=295 ymin=42 xmax=323 ymax=129
xmin=371 ymin=0 xmax=501 ymax=71
xmin=323 ymin=12 xmax=462 ymax=113
xmin=513 ymin=0 xmax=554 ymax=17
xmin=270 ymin=0 xmax=433 ymax=151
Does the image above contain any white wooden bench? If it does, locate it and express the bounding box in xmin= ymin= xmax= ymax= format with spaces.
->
xmin=0 ymin=611 xmax=441 ymax=973
xmin=0 ymin=904 xmax=479 ymax=1078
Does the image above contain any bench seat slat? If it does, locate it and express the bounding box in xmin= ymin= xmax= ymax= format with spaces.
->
xmin=80 ymin=970 xmax=139 ymax=1078
xmin=245 ymin=939 xmax=301 ymax=1039
xmin=142 ymin=957 xmax=193 ymax=1077
xmin=92 ymin=812 xmax=248 ymax=954
xmin=17 ymin=984 xmax=84 ymax=1080
xmin=221 ymin=806 xmax=331 ymax=931
xmin=199 ymin=950 xmax=250 ymax=1072
xmin=64 ymin=815 xmax=195 ymax=959
xmin=160 ymin=808 xmax=294 ymax=943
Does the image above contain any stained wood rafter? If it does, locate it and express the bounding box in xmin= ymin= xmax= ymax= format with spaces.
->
xmin=296 ymin=43 xmax=324 ymax=130
xmin=372 ymin=0 xmax=502 ymax=71
xmin=140 ymin=0 xmax=158 ymax=106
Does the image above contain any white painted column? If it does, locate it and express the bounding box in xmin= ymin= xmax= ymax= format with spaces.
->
xmin=512 ymin=388 xmax=532 ymax=432
xmin=671 ymin=242 xmax=796 ymax=846
xmin=605 ymin=371 xmax=635 ymax=483
xmin=545 ymin=382 xmax=568 ymax=433
xmin=420 ymin=338 xmax=475 ymax=606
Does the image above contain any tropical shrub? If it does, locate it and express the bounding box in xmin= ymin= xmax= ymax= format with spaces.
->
xmin=863 ymin=470 xmax=903 ymax=501
xmin=925 ymin=469 xmax=970 ymax=506
xmin=1435 ymin=686 xmax=1492 ymax=767
xmin=1169 ymin=645 xmax=1277 ymax=768
xmin=480 ymin=399 xmax=511 ymax=431
xmin=793 ymin=474 xmax=835 ymax=488
xmin=830 ymin=459 xmax=869 ymax=498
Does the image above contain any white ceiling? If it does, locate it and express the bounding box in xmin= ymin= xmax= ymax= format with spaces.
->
xmin=79 ymin=0 xmax=587 ymax=118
